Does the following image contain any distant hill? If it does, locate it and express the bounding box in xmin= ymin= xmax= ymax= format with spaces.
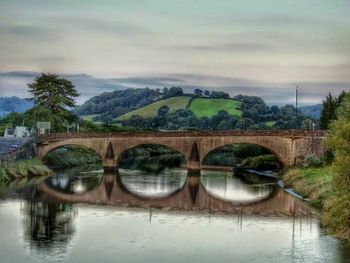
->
xmin=0 ymin=96 xmax=33 ymax=117
xmin=75 ymin=88 xmax=164 ymax=122
xmin=299 ymin=104 xmax=322 ymax=119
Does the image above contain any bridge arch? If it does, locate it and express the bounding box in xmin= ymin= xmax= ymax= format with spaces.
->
xmin=199 ymin=136 xmax=292 ymax=166
xmin=39 ymin=144 xmax=103 ymax=160
xmin=37 ymin=139 xmax=106 ymax=166
xmin=201 ymin=142 xmax=284 ymax=167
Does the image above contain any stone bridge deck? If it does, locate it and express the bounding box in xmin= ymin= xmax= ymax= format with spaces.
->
xmin=36 ymin=130 xmax=325 ymax=171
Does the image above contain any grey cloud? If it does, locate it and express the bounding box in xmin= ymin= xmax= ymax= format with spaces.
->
xmin=0 ymin=24 xmax=59 ymax=42
xmin=46 ymin=16 xmax=154 ymax=37
xmin=36 ymin=56 xmax=67 ymax=63
xmin=226 ymin=15 xmax=338 ymax=28
xmin=1 ymin=71 xmax=348 ymax=106
xmin=170 ymin=42 xmax=273 ymax=53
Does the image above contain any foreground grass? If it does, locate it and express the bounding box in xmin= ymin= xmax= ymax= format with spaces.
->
xmin=189 ymin=98 xmax=242 ymax=118
xmin=284 ymin=167 xmax=349 ymax=240
xmin=0 ymin=159 xmax=52 ymax=182
xmin=117 ymin=96 xmax=192 ymax=120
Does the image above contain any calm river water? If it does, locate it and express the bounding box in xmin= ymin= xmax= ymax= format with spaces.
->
xmin=0 ymin=163 xmax=349 ymax=262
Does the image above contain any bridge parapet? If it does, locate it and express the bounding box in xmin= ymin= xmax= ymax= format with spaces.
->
xmin=37 ymin=130 xmax=325 ymax=143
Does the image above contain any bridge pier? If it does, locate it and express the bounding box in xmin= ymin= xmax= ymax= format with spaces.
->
xmin=187 ymin=161 xmax=201 ymax=176
xmin=103 ymin=158 xmax=117 ymax=173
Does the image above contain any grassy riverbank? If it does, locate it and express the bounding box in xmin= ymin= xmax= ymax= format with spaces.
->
xmin=284 ymin=167 xmax=350 ymax=240
xmin=0 ymin=159 xmax=52 ymax=182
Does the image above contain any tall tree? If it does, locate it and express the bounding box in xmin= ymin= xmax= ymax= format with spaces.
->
xmin=319 ymin=93 xmax=337 ymax=130
xmin=27 ymin=73 xmax=79 ymax=115
xmin=194 ymin=88 xmax=203 ymax=97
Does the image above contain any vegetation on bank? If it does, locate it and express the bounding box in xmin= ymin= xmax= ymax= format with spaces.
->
xmin=241 ymin=154 xmax=279 ymax=170
xmin=284 ymin=92 xmax=350 ymax=240
xmin=283 ymin=167 xmax=332 ymax=209
xmin=322 ymin=94 xmax=350 ymax=240
xmin=0 ymin=159 xmax=52 ymax=182
xmin=43 ymin=147 xmax=102 ymax=169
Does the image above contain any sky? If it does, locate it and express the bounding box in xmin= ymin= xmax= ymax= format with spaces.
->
xmin=0 ymin=0 xmax=350 ymax=105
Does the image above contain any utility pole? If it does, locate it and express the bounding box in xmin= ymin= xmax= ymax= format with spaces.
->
xmin=295 ymin=86 xmax=299 ymax=129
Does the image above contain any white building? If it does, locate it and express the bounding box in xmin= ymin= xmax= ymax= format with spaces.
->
xmin=14 ymin=126 xmax=29 ymax=138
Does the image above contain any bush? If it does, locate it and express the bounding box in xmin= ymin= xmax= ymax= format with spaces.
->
xmin=303 ymin=154 xmax=323 ymax=168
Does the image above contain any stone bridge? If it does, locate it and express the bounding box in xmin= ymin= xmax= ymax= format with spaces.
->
xmin=36 ymin=130 xmax=325 ymax=172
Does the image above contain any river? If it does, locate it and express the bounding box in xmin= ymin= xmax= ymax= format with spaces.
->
xmin=0 ymin=161 xmax=349 ymax=262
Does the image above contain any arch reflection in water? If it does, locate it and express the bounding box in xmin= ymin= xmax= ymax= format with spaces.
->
xmin=37 ymin=169 xmax=315 ymax=218
xmin=46 ymin=173 xmax=102 ymax=194
xmin=201 ymin=170 xmax=275 ymax=204
xmin=119 ymin=168 xmax=187 ymax=198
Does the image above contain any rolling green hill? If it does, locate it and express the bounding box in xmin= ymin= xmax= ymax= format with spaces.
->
xmin=117 ymin=96 xmax=192 ymax=120
xmin=117 ymin=96 xmax=242 ymax=120
xmin=189 ymin=98 xmax=241 ymax=118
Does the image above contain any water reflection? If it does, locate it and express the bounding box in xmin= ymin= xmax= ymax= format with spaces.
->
xmin=37 ymin=169 xmax=315 ymax=218
xmin=22 ymin=202 xmax=76 ymax=253
xmin=46 ymin=173 xmax=101 ymax=194
xmin=201 ymin=170 xmax=275 ymax=204
xmin=119 ymin=168 xmax=187 ymax=198
xmin=0 ymin=166 xmax=347 ymax=263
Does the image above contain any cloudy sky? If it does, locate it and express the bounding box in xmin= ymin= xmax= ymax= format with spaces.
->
xmin=0 ymin=0 xmax=349 ymax=105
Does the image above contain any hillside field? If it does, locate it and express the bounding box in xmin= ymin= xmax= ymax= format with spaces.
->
xmin=116 ymin=96 xmax=242 ymax=120
xmin=117 ymin=96 xmax=192 ymax=120
xmin=189 ymin=98 xmax=241 ymax=118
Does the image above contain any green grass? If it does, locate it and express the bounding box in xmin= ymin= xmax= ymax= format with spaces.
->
xmin=189 ymin=98 xmax=242 ymax=118
xmin=80 ymin=114 xmax=104 ymax=124
xmin=80 ymin=114 xmax=99 ymax=121
xmin=265 ymin=121 xmax=276 ymax=127
xmin=0 ymin=159 xmax=52 ymax=182
xmin=283 ymin=167 xmax=332 ymax=209
xmin=117 ymin=96 xmax=192 ymax=120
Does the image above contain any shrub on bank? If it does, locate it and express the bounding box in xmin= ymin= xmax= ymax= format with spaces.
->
xmin=240 ymin=154 xmax=279 ymax=170
xmin=0 ymin=159 xmax=52 ymax=182
xmin=303 ymin=154 xmax=323 ymax=168
xmin=323 ymin=192 xmax=350 ymax=240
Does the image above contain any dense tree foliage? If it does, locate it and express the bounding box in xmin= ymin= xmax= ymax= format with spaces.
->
xmin=120 ymin=102 xmax=308 ymax=131
xmin=319 ymin=91 xmax=349 ymax=130
xmin=28 ymin=73 xmax=79 ymax=115
xmin=320 ymin=93 xmax=338 ymax=130
xmin=324 ymin=94 xmax=350 ymax=239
